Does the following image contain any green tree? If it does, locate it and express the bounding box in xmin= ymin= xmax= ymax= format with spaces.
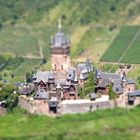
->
xmin=0 ymin=82 xmax=18 ymax=110
xmin=77 ymin=85 xmax=84 ymax=99
xmin=108 ymin=85 xmax=116 ymax=100
xmin=83 ymin=73 xmax=95 ymax=96
xmin=25 ymin=72 xmax=33 ymax=83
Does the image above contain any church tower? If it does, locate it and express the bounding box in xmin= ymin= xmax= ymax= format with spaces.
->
xmin=50 ymin=19 xmax=71 ymax=72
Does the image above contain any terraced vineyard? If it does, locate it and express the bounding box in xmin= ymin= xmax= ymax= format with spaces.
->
xmin=100 ymin=26 xmax=140 ymax=64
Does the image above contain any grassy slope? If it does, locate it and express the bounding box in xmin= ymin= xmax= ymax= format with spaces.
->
xmin=0 ymin=107 xmax=140 ymax=139
xmin=0 ymin=26 xmax=39 ymax=56
xmin=0 ymin=0 xmax=134 ymax=60
xmin=0 ymin=0 xmax=140 ymax=80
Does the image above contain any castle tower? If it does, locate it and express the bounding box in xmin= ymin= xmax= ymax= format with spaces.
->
xmin=50 ymin=19 xmax=71 ymax=72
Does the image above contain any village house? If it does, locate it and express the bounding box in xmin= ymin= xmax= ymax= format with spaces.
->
xmin=94 ymin=69 xmax=123 ymax=95
xmin=128 ymin=90 xmax=140 ymax=105
xmin=94 ymin=69 xmax=135 ymax=95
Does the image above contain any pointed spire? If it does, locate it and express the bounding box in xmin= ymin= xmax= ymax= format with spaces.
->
xmin=122 ymin=72 xmax=127 ymax=82
xmin=58 ymin=17 xmax=62 ymax=32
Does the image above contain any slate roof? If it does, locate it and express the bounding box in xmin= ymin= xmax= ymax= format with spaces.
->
xmin=33 ymin=71 xmax=55 ymax=83
xmin=95 ymin=69 xmax=101 ymax=79
xmin=56 ymin=79 xmax=70 ymax=86
xmin=96 ymin=79 xmax=109 ymax=88
xmin=112 ymin=79 xmax=122 ymax=86
xmin=51 ymin=31 xmax=70 ymax=48
xmin=67 ymin=68 xmax=75 ymax=81
xmin=77 ymin=63 xmax=88 ymax=74
xmin=96 ymin=71 xmax=122 ymax=94
xmin=128 ymin=90 xmax=140 ymax=97
xmin=127 ymin=79 xmax=135 ymax=84
xmin=19 ymin=86 xmax=33 ymax=95
xmin=100 ymin=72 xmax=121 ymax=80
xmin=85 ymin=59 xmax=93 ymax=72
xmin=34 ymin=88 xmax=49 ymax=100
xmin=49 ymin=71 xmax=55 ymax=79
xmin=79 ymin=73 xmax=88 ymax=80
xmin=112 ymin=85 xmax=123 ymax=94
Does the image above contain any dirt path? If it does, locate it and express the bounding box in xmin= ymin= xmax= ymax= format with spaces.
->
xmin=19 ymin=55 xmax=41 ymax=59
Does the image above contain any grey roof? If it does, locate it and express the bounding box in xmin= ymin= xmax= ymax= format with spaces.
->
xmin=77 ymin=63 xmax=88 ymax=74
xmin=96 ymin=79 xmax=109 ymax=88
xmin=85 ymin=59 xmax=93 ymax=72
xmin=34 ymin=89 xmax=49 ymax=100
xmin=96 ymin=70 xmax=124 ymax=95
xmin=127 ymin=79 xmax=135 ymax=84
xmin=112 ymin=85 xmax=123 ymax=94
xmin=56 ymin=79 xmax=70 ymax=86
xmin=95 ymin=69 xmax=101 ymax=79
xmin=51 ymin=31 xmax=70 ymax=48
xmin=100 ymin=72 xmax=121 ymax=80
xmin=33 ymin=71 xmax=55 ymax=83
xmin=67 ymin=68 xmax=75 ymax=80
xmin=79 ymin=73 xmax=88 ymax=80
xmin=49 ymin=71 xmax=55 ymax=79
xmin=122 ymin=72 xmax=127 ymax=82
xmin=33 ymin=71 xmax=49 ymax=83
xmin=113 ymin=79 xmax=122 ymax=86
xmin=128 ymin=90 xmax=140 ymax=97
xmin=19 ymin=86 xmax=33 ymax=95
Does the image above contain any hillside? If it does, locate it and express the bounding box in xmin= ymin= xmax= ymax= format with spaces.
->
xmin=0 ymin=0 xmax=139 ymax=59
xmin=101 ymin=26 xmax=140 ymax=64
xmin=0 ymin=107 xmax=140 ymax=140
xmin=0 ymin=0 xmax=140 ymax=81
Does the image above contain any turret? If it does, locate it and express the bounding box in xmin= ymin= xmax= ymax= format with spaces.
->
xmin=50 ymin=18 xmax=71 ymax=71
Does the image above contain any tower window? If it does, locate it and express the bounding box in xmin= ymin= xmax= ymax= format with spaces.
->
xmin=61 ymin=65 xmax=63 ymax=70
xmin=54 ymin=64 xmax=57 ymax=70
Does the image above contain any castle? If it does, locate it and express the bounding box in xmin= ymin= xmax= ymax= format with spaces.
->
xmin=18 ymin=20 xmax=140 ymax=115
xmin=50 ymin=19 xmax=70 ymax=72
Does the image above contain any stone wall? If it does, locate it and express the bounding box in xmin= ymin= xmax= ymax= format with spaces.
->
xmin=60 ymin=99 xmax=127 ymax=114
xmin=18 ymin=97 xmax=50 ymax=115
xmin=134 ymin=97 xmax=140 ymax=106
xmin=18 ymin=96 xmax=140 ymax=115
